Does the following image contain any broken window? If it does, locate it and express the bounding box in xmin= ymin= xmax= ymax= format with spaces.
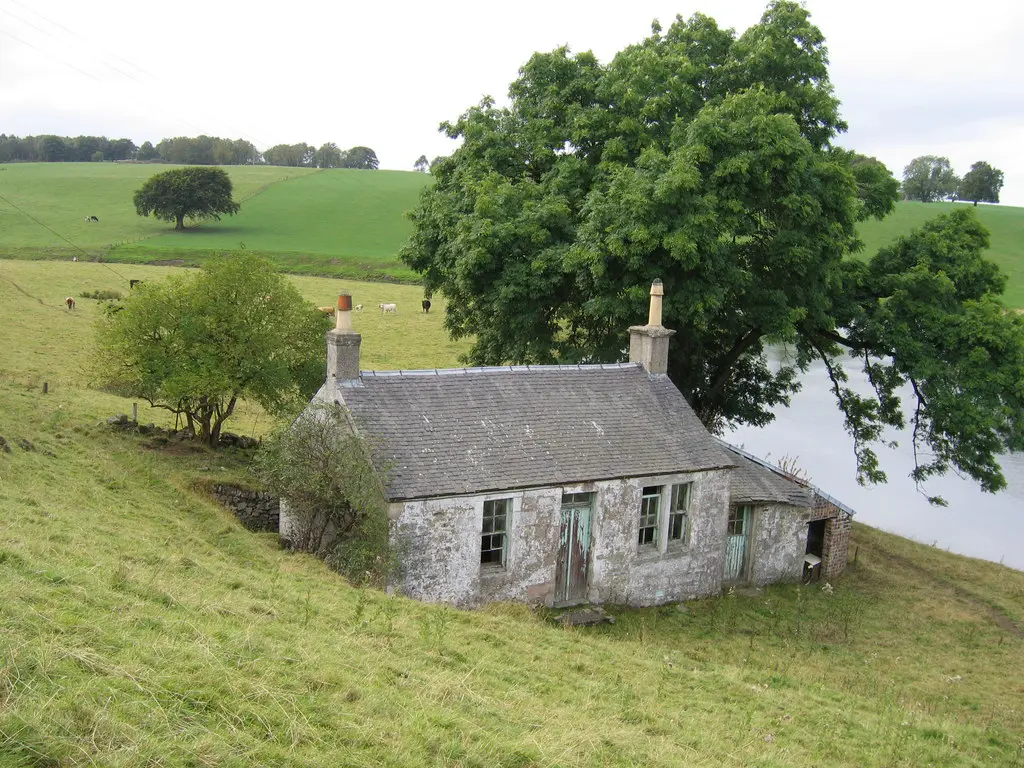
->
xmin=481 ymin=498 xmax=511 ymax=566
xmin=638 ymin=486 xmax=661 ymax=545
xmin=728 ymin=505 xmax=751 ymax=535
xmin=669 ymin=483 xmax=692 ymax=542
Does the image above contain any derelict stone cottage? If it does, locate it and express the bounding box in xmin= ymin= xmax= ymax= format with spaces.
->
xmin=281 ymin=282 xmax=852 ymax=607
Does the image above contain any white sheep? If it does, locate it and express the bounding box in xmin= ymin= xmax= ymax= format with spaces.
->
xmin=379 ymin=303 xmax=397 ymax=314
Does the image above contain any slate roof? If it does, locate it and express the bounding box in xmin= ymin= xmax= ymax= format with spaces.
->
xmin=325 ymin=363 xmax=735 ymax=501
xmin=719 ymin=442 xmax=856 ymax=517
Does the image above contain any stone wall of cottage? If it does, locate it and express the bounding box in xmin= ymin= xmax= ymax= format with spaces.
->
xmin=387 ymin=468 xmax=733 ymax=608
xmin=211 ymin=484 xmax=280 ymax=532
xmin=747 ymin=503 xmax=807 ymax=585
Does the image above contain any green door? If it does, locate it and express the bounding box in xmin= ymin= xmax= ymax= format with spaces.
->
xmin=724 ymin=505 xmax=751 ymax=581
xmin=555 ymin=493 xmax=592 ymax=605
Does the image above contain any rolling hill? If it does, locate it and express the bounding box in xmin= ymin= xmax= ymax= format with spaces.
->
xmin=0 ymin=259 xmax=1021 ymax=766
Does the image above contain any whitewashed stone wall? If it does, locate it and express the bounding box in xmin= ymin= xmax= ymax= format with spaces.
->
xmin=388 ymin=468 xmax=733 ymax=607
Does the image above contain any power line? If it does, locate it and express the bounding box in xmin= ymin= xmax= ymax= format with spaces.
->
xmin=0 ymin=27 xmax=101 ymax=82
xmin=4 ymin=0 xmax=157 ymax=81
xmin=0 ymin=190 xmax=131 ymax=285
xmin=0 ymin=3 xmax=266 ymax=147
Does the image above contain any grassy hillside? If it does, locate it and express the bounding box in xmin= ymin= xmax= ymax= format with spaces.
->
xmin=112 ymin=170 xmax=429 ymax=282
xmin=0 ymin=163 xmax=314 ymax=257
xmin=3 ymin=164 xmax=1023 ymax=301
xmin=1 ymin=259 xmax=1023 ymax=766
xmin=857 ymin=201 xmax=1024 ymax=307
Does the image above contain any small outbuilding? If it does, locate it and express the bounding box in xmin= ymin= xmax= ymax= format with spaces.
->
xmin=282 ymin=282 xmax=852 ymax=607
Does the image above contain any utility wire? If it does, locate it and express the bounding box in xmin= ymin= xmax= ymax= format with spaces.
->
xmin=0 ymin=27 xmax=101 ymax=82
xmin=0 ymin=1 xmax=266 ymax=147
xmin=0 ymin=190 xmax=131 ymax=285
xmin=4 ymin=0 xmax=157 ymax=80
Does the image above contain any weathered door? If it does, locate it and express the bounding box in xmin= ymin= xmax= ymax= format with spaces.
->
xmin=555 ymin=493 xmax=592 ymax=605
xmin=724 ymin=505 xmax=751 ymax=581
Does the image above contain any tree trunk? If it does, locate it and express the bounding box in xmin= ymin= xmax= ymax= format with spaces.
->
xmin=175 ymin=213 xmax=185 ymax=230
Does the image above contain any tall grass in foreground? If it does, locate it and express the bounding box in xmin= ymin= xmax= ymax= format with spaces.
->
xmin=0 ymin=258 xmax=1022 ymax=766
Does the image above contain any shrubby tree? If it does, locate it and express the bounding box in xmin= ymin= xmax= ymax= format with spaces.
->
xmin=263 ymin=143 xmax=315 ymax=167
xmin=255 ymin=401 xmax=392 ymax=584
xmin=401 ymin=0 xmax=1024 ymax=498
xmin=133 ymin=166 xmax=240 ymax=230
xmin=136 ymin=141 xmax=159 ymax=161
xmin=902 ymin=155 xmax=959 ymax=202
xmin=339 ymin=146 xmax=379 ymax=169
xmin=95 ymin=255 xmax=329 ymax=446
xmin=414 ymin=154 xmax=429 ymax=172
xmin=314 ymin=142 xmax=343 ymax=168
xmin=958 ymin=161 xmax=1004 ymax=206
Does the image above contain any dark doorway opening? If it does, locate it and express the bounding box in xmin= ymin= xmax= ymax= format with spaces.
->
xmin=806 ymin=519 xmax=826 ymax=558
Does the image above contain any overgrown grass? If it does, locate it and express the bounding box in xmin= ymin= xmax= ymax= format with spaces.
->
xmin=857 ymin=201 xmax=1024 ymax=307
xmin=1 ymin=258 xmax=1022 ymax=766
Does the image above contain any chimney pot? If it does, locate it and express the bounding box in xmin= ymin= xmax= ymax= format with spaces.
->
xmin=327 ymin=291 xmax=361 ymax=383
xmin=630 ymin=278 xmax=675 ymax=374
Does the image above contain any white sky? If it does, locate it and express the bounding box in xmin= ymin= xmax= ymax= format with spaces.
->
xmin=1 ymin=0 xmax=1021 ymax=205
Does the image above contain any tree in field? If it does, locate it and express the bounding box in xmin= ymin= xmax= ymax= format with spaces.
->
xmin=414 ymin=154 xmax=429 ymax=172
xmin=95 ymin=255 xmax=330 ymax=447
xmin=136 ymin=141 xmax=159 ymax=161
xmin=401 ymin=1 xmax=1024 ymax=498
xmin=133 ymin=166 xmax=240 ymax=230
xmin=263 ymin=143 xmax=315 ymax=167
xmin=902 ymin=155 xmax=959 ymax=202
xmin=958 ymin=161 xmax=1004 ymax=206
xmin=315 ymin=142 xmax=343 ymax=168
xmin=339 ymin=146 xmax=379 ymax=169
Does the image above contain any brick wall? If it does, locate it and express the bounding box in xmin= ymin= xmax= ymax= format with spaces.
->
xmin=819 ymin=506 xmax=852 ymax=581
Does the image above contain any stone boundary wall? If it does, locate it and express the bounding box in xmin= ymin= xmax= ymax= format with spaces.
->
xmin=211 ymin=484 xmax=280 ymax=533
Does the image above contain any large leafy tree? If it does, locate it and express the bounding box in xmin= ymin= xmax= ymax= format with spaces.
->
xmin=133 ymin=166 xmax=240 ymax=230
xmin=401 ymin=1 xmax=1024 ymax=497
xmin=901 ymin=155 xmax=959 ymax=202
xmin=95 ymin=255 xmax=330 ymax=446
xmin=958 ymin=161 xmax=1004 ymax=206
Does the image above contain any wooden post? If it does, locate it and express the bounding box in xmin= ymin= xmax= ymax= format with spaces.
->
xmin=132 ymin=402 xmax=138 ymax=422
xmin=42 ymin=382 xmax=48 ymax=394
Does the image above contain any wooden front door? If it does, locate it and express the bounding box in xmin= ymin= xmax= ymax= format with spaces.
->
xmin=724 ymin=505 xmax=751 ymax=581
xmin=555 ymin=493 xmax=592 ymax=605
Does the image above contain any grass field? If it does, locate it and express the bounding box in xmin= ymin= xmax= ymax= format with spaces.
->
xmin=0 ymin=163 xmax=315 ymax=257
xmin=112 ymin=170 xmax=429 ymax=282
xmin=1 ymin=258 xmax=1023 ymax=766
xmin=858 ymin=201 xmax=1024 ymax=307
xmin=2 ymin=163 xmax=1023 ymax=301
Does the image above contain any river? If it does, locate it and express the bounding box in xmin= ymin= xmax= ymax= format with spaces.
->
xmin=727 ymin=348 xmax=1024 ymax=571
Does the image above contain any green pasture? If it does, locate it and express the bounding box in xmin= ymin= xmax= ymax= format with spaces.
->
xmin=0 ymin=163 xmax=314 ymax=257
xmin=857 ymin=201 xmax=1024 ymax=307
xmin=0 ymin=258 xmax=1022 ymax=765
xmin=112 ymin=169 xmax=429 ymax=281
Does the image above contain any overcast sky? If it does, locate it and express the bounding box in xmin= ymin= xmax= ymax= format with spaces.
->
xmin=1 ymin=0 xmax=1021 ymax=205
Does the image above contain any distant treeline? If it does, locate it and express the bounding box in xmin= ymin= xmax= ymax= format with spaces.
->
xmin=0 ymin=134 xmax=378 ymax=169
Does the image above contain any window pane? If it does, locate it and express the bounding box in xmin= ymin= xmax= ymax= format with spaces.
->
xmin=481 ymin=498 xmax=511 ymax=566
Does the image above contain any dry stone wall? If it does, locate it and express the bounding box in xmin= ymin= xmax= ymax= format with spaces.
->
xmin=212 ymin=484 xmax=280 ymax=532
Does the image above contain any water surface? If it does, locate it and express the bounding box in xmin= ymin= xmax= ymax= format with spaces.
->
xmin=727 ymin=349 xmax=1024 ymax=571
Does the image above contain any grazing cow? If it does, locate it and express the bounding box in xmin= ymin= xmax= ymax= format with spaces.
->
xmin=129 ymin=279 xmax=143 ymax=289
xmin=421 ymin=299 xmax=431 ymax=313
xmin=318 ymin=306 xmax=336 ymax=316
xmin=85 ymin=215 xmax=98 ymax=222
xmin=65 ymin=297 xmax=76 ymax=311
xmin=355 ymin=304 xmax=363 ymax=312
xmin=72 ymin=256 xmax=78 ymax=262
xmin=379 ymin=303 xmax=397 ymax=314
